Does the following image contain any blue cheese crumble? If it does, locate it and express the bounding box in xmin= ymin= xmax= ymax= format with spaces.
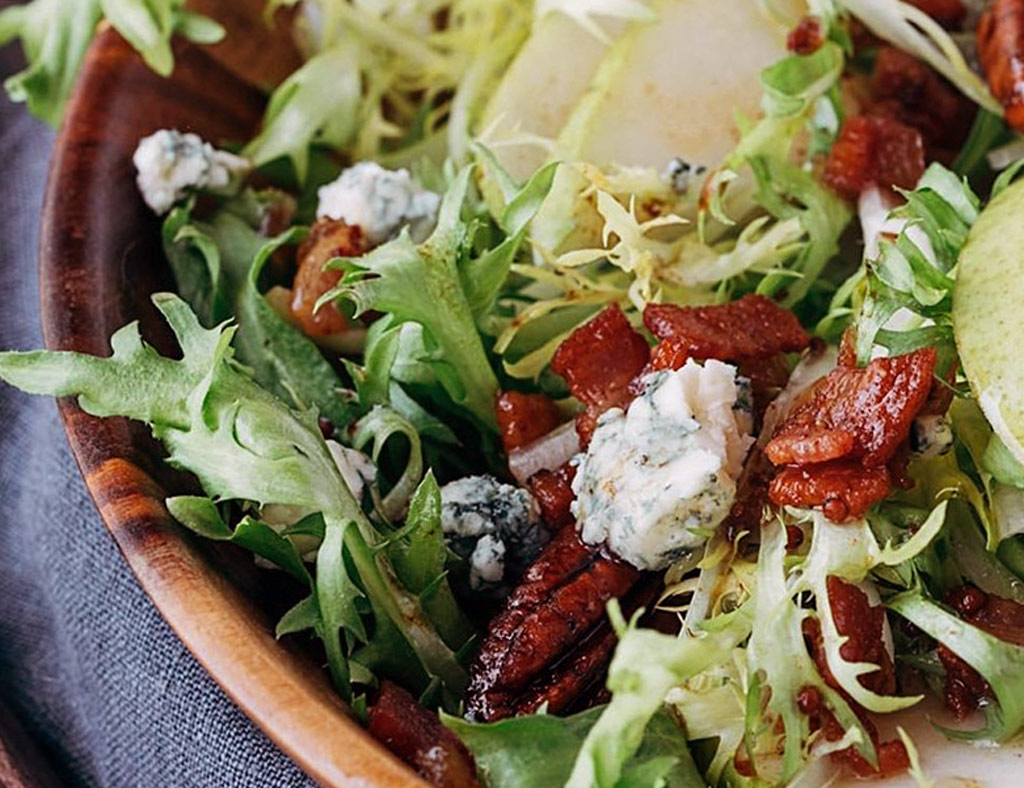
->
xmin=910 ymin=414 xmax=954 ymax=459
xmin=572 ymin=359 xmax=754 ymax=571
xmin=316 ymin=161 xmax=440 ymax=246
xmin=440 ymin=475 xmax=547 ymax=592
xmin=133 ymin=129 xmax=251 ymax=215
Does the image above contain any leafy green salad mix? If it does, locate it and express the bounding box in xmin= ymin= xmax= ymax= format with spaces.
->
xmin=6 ymin=0 xmax=1024 ymax=786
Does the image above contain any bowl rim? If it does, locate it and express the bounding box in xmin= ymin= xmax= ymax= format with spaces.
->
xmin=36 ymin=27 xmax=431 ymax=788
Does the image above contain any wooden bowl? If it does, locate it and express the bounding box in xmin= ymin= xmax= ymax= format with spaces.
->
xmin=38 ymin=22 xmax=430 ymax=788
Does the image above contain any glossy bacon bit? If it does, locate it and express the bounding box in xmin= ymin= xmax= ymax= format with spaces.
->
xmin=823 ymin=116 xmax=926 ymax=201
xmin=765 ymin=348 xmax=938 ymax=468
xmin=527 ymin=464 xmax=576 ymax=530
xmin=770 ymin=462 xmax=892 ymax=522
xmin=551 ymin=304 xmax=649 ymax=445
xmin=905 ymin=0 xmax=966 ymax=27
xmin=465 ymin=526 xmax=640 ymax=721
xmin=868 ymin=47 xmax=972 ymax=161
xmin=290 ymin=219 xmax=367 ymax=338
xmin=979 ymin=0 xmax=1024 ymax=133
xmin=938 ymin=585 xmax=1024 ymax=718
xmin=803 ymin=580 xmax=909 ymax=779
xmin=644 ymin=295 xmax=810 ymax=362
xmin=788 ymin=15 xmax=824 ymax=54
xmin=367 ymin=680 xmax=480 ymax=788
xmin=495 ymin=391 xmax=563 ymax=453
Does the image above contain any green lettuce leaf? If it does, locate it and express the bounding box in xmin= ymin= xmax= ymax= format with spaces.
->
xmin=444 ymin=705 xmax=708 ymax=788
xmin=565 ymin=604 xmax=753 ymax=788
xmin=0 ymin=0 xmax=223 ymax=125
xmin=889 ymin=590 xmax=1024 ymax=741
xmin=0 ymin=293 xmax=468 ymax=705
xmin=162 ymin=194 xmax=355 ymax=428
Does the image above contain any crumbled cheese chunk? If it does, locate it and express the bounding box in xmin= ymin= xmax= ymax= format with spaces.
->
xmin=133 ymin=129 xmax=250 ymax=215
xmin=440 ymin=475 xmax=547 ymax=592
xmin=910 ymin=414 xmax=954 ymax=459
xmin=662 ymin=157 xmax=706 ymax=194
xmin=326 ymin=441 xmax=378 ymax=501
xmin=572 ymin=359 xmax=754 ymax=571
xmin=316 ymin=161 xmax=440 ymax=246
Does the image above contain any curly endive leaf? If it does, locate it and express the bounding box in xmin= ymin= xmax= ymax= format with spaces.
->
xmin=0 ymin=0 xmax=223 ymax=125
xmin=0 ymin=293 xmax=467 ymax=704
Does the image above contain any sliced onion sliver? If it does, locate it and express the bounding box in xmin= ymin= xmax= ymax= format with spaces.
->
xmin=508 ymin=421 xmax=581 ymax=486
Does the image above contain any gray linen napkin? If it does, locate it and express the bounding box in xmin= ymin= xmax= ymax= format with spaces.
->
xmin=0 ymin=46 xmax=318 ymax=788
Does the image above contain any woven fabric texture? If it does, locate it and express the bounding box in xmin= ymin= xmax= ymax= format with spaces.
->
xmin=0 ymin=46 xmax=318 ymax=788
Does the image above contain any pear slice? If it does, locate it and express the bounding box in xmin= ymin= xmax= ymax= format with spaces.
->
xmin=954 ymin=177 xmax=1024 ymax=465
xmin=558 ymin=0 xmax=793 ymax=169
xmin=478 ymin=12 xmax=624 ymax=186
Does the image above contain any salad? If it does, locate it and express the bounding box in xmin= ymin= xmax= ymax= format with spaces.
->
xmin=5 ymin=0 xmax=1024 ymax=785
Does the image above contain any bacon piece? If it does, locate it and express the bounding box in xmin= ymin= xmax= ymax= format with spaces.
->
xmin=644 ymin=295 xmax=809 ymax=362
xmin=527 ymin=464 xmax=576 ymax=530
xmin=769 ymin=462 xmax=892 ymax=522
xmin=803 ymin=580 xmax=909 ymax=778
xmin=765 ymin=348 xmax=937 ymax=468
xmin=495 ymin=391 xmax=563 ymax=453
xmin=290 ymin=219 xmax=367 ymax=338
xmin=788 ymin=15 xmax=824 ymax=54
xmin=550 ymin=304 xmax=650 ymax=446
xmin=905 ymin=0 xmax=966 ymax=27
xmin=979 ymin=0 xmax=1024 ymax=133
xmin=466 ymin=526 xmax=640 ymax=721
xmin=868 ymin=47 xmax=972 ymax=160
xmin=823 ymin=116 xmax=926 ymax=201
xmin=367 ymin=680 xmax=480 ymax=788
xmin=937 ymin=585 xmax=1024 ymax=718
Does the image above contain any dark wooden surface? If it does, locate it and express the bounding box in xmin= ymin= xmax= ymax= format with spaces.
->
xmin=36 ymin=23 xmax=429 ymax=788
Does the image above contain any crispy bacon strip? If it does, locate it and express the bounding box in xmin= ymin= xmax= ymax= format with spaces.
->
xmin=367 ymin=681 xmax=480 ymax=788
xmin=551 ymin=304 xmax=650 ymax=445
xmin=823 ymin=116 xmax=926 ymax=201
xmin=802 ymin=579 xmax=909 ymax=778
xmin=979 ymin=0 xmax=1024 ymax=133
xmin=644 ymin=294 xmax=809 ymax=363
xmin=787 ymin=15 xmax=824 ymax=54
xmin=527 ymin=464 xmax=576 ymax=530
xmin=905 ymin=0 xmax=966 ymax=27
xmin=765 ymin=348 xmax=937 ymax=468
xmin=495 ymin=391 xmax=563 ymax=453
xmin=290 ymin=219 xmax=367 ymax=338
xmin=465 ymin=526 xmax=640 ymax=721
xmin=938 ymin=585 xmax=1024 ymax=718
xmin=868 ymin=47 xmax=972 ymax=161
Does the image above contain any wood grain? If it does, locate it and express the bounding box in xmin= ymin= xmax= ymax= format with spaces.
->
xmin=38 ymin=25 xmax=430 ymax=788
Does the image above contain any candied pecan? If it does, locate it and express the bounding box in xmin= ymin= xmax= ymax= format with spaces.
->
xmin=937 ymin=585 xmax=1024 ymax=718
xmin=508 ymin=577 xmax=662 ymax=717
xmin=823 ymin=116 xmax=926 ymax=200
xmin=643 ymin=295 xmax=809 ymax=362
xmin=290 ymin=219 xmax=367 ymax=338
xmin=367 ymin=680 xmax=480 ymax=788
xmin=527 ymin=464 xmax=576 ymax=530
xmin=788 ymin=15 xmax=824 ymax=54
xmin=905 ymin=0 xmax=966 ymax=27
xmin=868 ymin=47 xmax=972 ymax=159
xmin=466 ymin=526 xmax=640 ymax=721
xmin=769 ymin=462 xmax=892 ymax=522
xmin=495 ymin=391 xmax=563 ymax=453
xmin=979 ymin=0 xmax=1024 ymax=133
xmin=765 ymin=348 xmax=938 ymax=468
